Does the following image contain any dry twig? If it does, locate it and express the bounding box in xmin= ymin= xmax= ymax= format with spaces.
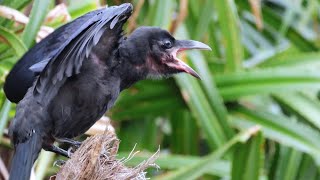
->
xmin=127 ymin=0 xmax=145 ymax=33
xmin=0 ymin=4 xmax=72 ymax=42
xmin=249 ymin=0 xmax=263 ymax=30
xmin=170 ymin=0 xmax=188 ymax=34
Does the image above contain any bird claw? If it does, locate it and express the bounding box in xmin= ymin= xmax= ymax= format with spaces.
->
xmin=67 ymin=145 xmax=79 ymax=157
xmin=71 ymin=142 xmax=81 ymax=149
xmin=53 ymin=159 xmax=65 ymax=167
xmin=67 ymin=148 xmax=73 ymax=157
xmin=55 ymin=138 xmax=82 ymax=148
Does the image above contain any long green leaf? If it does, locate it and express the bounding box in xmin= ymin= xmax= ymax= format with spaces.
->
xmin=157 ymin=126 xmax=260 ymax=180
xmin=188 ymin=51 xmax=234 ymax=138
xmin=152 ymin=1 xmax=175 ymax=29
xmin=297 ymin=154 xmax=318 ymax=180
xmin=175 ymin=25 xmax=234 ymax=140
xmin=273 ymin=93 xmax=320 ymax=130
xmin=215 ymin=68 xmax=320 ymax=100
xmin=0 ymin=99 xmax=11 ymax=141
xmin=213 ymin=0 xmax=243 ymax=72
xmin=193 ymin=0 xmax=214 ymax=40
xmin=118 ymin=152 xmax=230 ymax=177
xmin=67 ymin=0 xmax=97 ymax=18
xmin=236 ymin=1 xmax=318 ymax=51
xmin=275 ymin=147 xmax=302 ymax=180
xmin=232 ymin=131 xmax=264 ymax=180
xmin=175 ymin=75 xmax=227 ymax=149
xmin=22 ymin=0 xmax=51 ymax=48
xmin=231 ymin=106 xmax=320 ymax=165
xmin=260 ymin=52 xmax=320 ymax=68
xmin=0 ymin=26 xmax=27 ymax=57
xmin=3 ymin=0 xmax=31 ymax=10
xmin=170 ymin=110 xmax=198 ymax=155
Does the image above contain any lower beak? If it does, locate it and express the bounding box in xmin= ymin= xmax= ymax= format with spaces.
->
xmin=168 ymin=40 xmax=211 ymax=79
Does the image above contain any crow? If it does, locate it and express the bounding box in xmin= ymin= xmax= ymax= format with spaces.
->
xmin=5 ymin=3 xmax=211 ymax=180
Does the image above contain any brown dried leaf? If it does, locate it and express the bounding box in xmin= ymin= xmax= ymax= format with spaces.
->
xmin=249 ymin=0 xmax=263 ymax=30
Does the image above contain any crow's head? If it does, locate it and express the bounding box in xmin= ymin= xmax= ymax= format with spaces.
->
xmin=119 ymin=27 xmax=211 ymax=80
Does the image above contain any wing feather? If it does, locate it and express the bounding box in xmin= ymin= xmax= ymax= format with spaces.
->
xmin=33 ymin=3 xmax=132 ymax=103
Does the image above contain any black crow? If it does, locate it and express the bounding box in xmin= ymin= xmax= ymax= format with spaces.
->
xmin=6 ymin=3 xmax=211 ymax=180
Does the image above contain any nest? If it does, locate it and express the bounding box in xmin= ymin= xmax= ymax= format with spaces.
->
xmin=53 ymin=132 xmax=159 ymax=180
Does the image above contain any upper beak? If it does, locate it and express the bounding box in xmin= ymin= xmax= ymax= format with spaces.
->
xmin=168 ymin=40 xmax=211 ymax=79
xmin=175 ymin=40 xmax=212 ymax=51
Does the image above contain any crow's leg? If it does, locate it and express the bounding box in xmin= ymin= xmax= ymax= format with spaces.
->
xmin=55 ymin=137 xmax=82 ymax=148
xmin=43 ymin=144 xmax=70 ymax=158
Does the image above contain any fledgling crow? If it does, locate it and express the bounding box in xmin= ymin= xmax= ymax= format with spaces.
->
xmin=5 ymin=3 xmax=211 ymax=180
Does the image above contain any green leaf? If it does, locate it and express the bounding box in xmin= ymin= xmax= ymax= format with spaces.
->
xmin=297 ymin=154 xmax=318 ymax=180
xmin=275 ymin=147 xmax=302 ymax=180
xmin=215 ymin=68 xmax=320 ymax=101
xmin=3 ymin=0 xmax=31 ymax=10
xmin=187 ymin=50 xmax=234 ymax=139
xmin=193 ymin=0 xmax=214 ymax=40
xmin=151 ymin=0 xmax=173 ymax=28
xmin=0 ymin=26 xmax=27 ymax=57
xmin=232 ymin=131 xmax=264 ymax=180
xmin=112 ymin=97 xmax=183 ymax=120
xmin=22 ymin=0 xmax=51 ymax=48
xmin=173 ymin=26 xmax=234 ymax=149
xmin=170 ymin=110 xmax=199 ymax=155
xmin=0 ymin=99 xmax=11 ymax=141
xmin=273 ymin=93 xmax=320 ymax=130
xmin=231 ymin=106 xmax=320 ymax=165
xmin=213 ymin=0 xmax=244 ymax=72
xmin=157 ymin=126 xmax=260 ymax=180
xmin=118 ymin=152 xmax=230 ymax=177
xmin=175 ymin=75 xmax=228 ymax=148
xmin=262 ymin=6 xmax=318 ymax=51
xmin=260 ymin=52 xmax=320 ymax=68
xmin=67 ymin=0 xmax=97 ymax=18
xmin=237 ymin=1 xmax=318 ymax=51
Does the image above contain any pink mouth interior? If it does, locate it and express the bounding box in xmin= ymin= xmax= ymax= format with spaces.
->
xmin=172 ymin=48 xmax=187 ymax=60
xmin=177 ymin=48 xmax=187 ymax=53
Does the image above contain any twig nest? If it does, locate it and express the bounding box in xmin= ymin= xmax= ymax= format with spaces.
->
xmin=54 ymin=132 xmax=159 ymax=180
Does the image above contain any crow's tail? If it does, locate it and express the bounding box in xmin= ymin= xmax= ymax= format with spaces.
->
xmin=9 ymin=132 xmax=42 ymax=180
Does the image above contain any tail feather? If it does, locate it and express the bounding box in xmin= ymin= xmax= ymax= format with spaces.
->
xmin=9 ymin=133 xmax=42 ymax=180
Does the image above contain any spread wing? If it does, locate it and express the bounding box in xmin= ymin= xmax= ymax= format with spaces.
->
xmin=4 ymin=8 xmax=105 ymax=103
xmin=32 ymin=3 xmax=132 ymax=104
xmin=4 ymin=3 xmax=132 ymax=103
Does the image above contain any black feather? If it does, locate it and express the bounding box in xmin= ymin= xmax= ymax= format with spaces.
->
xmin=4 ymin=4 xmax=132 ymax=103
xmin=9 ymin=132 xmax=42 ymax=180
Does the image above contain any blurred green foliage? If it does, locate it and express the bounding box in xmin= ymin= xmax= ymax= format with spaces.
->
xmin=1 ymin=0 xmax=320 ymax=179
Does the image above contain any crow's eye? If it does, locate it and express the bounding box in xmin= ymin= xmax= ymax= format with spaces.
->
xmin=162 ymin=40 xmax=173 ymax=49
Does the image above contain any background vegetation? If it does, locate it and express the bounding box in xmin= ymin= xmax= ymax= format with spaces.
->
xmin=0 ymin=0 xmax=320 ymax=179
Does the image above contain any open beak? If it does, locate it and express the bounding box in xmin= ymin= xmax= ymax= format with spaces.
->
xmin=167 ymin=40 xmax=211 ymax=79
